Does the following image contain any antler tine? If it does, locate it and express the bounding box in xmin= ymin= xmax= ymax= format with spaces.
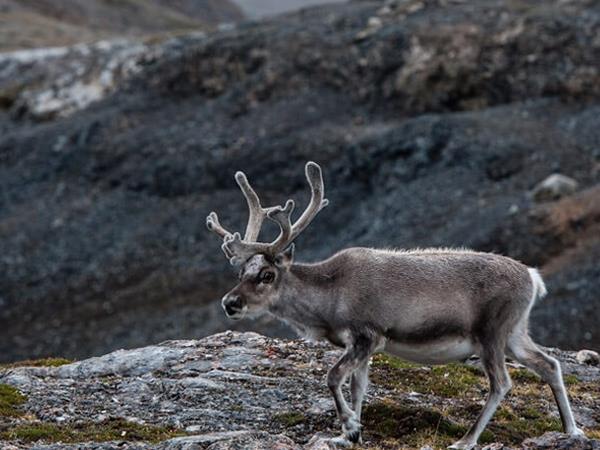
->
xmin=221 ymin=200 xmax=295 ymax=265
xmin=206 ymin=211 xmax=232 ymax=239
xmin=235 ymin=171 xmax=270 ymax=242
xmin=222 ymin=233 xmax=254 ymax=266
xmin=266 ymin=199 xmax=295 ymax=254
xmin=209 ymin=162 xmax=328 ymax=266
xmin=288 ymin=161 xmax=328 ymax=242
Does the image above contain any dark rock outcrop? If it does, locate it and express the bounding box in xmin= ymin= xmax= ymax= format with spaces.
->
xmin=0 ymin=0 xmax=599 ymax=362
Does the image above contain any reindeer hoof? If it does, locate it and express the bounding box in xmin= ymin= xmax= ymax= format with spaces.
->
xmin=570 ymin=427 xmax=586 ymax=437
xmin=346 ymin=429 xmax=362 ymax=444
xmin=342 ymin=416 xmax=362 ymax=444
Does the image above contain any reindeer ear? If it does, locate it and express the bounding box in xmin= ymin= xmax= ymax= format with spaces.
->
xmin=275 ymin=243 xmax=295 ymax=268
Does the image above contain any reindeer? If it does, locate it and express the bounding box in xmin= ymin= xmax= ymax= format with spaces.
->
xmin=206 ymin=162 xmax=584 ymax=449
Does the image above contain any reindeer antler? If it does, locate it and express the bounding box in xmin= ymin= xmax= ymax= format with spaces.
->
xmin=206 ymin=162 xmax=328 ymax=266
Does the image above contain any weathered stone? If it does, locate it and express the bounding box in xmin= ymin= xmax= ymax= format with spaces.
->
xmin=522 ymin=432 xmax=600 ymax=449
xmin=0 ymin=332 xmax=599 ymax=449
xmin=1 ymin=0 xmax=600 ymax=365
xmin=577 ymin=350 xmax=600 ymax=366
xmin=532 ymin=174 xmax=579 ymax=203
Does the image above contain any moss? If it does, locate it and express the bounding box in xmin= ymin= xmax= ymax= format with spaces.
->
xmin=563 ymin=374 xmax=579 ymax=385
xmin=1 ymin=357 xmax=73 ymax=369
xmin=0 ymin=419 xmax=185 ymax=443
xmin=0 ymin=384 xmax=26 ymax=417
xmin=367 ymin=354 xmax=600 ymax=448
xmin=273 ymin=411 xmax=307 ymax=427
xmin=588 ymin=430 xmax=600 ymax=440
xmin=371 ymin=354 xmax=483 ymax=397
xmin=371 ymin=353 xmax=419 ymax=370
xmin=509 ymin=368 xmax=541 ymax=383
xmin=507 ymin=368 xmax=579 ymax=386
xmin=487 ymin=412 xmax=562 ymax=443
xmin=362 ymin=400 xmax=467 ymax=448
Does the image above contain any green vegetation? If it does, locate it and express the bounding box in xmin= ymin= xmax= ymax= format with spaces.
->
xmin=563 ymin=374 xmax=579 ymax=385
xmin=0 ymin=384 xmax=26 ymax=417
xmin=362 ymin=400 xmax=467 ymax=448
xmin=371 ymin=353 xmax=419 ymax=370
xmin=371 ymin=353 xmax=483 ymax=397
xmin=486 ymin=405 xmax=562 ymax=444
xmin=1 ymin=357 xmax=72 ymax=369
xmin=509 ymin=368 xmax=540 ymax=383
xmin=0 ymin=419 xmax=185 ymax=444
xmin=364 ymin=354 xmax=600 ymax=448
xmin=273 ymin=411 xmax=307 ymax=427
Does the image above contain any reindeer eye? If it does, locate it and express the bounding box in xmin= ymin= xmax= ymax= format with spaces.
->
xmin=259 ymin=271 xmax=275 ymax=284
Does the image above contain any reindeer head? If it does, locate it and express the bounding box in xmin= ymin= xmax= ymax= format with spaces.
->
xmin=206 ymin=162 xmax=328 ymax=320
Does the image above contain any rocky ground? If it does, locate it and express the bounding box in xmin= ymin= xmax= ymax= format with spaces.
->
xmin=0 ymin=0 xmax=243 ymax=51
xmin=0 ymin=331 xmax=599 ymax=449
xmin=0 ymin=0 xmax=599 ymax=362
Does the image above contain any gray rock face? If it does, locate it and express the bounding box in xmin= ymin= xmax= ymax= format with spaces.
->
xmin=523 ymin=432 xmax=600 ymax=450
xmin=576 ymin=350 xmax=600 ymax=367
xmin=532 ymin=174 xmax=579 ymax=203
xmin=1 ymin=0 xmax=600 ymax=362
xmin=1 ymin=332 xmax=599 ymax=449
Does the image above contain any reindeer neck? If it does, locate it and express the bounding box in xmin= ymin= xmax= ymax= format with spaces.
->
xmin=268 ymin=259 xmax=342 ymax=343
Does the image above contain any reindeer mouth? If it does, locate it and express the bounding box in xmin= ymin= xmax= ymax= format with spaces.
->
xmin=223 ymin=303 xmax=247 ymax=320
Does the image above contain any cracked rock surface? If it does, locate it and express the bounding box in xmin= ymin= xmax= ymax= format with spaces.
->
xmin=1 ymin=0 xmax=600 ymax=362
xmin=1 ymin=332 xmax=599 ymax=449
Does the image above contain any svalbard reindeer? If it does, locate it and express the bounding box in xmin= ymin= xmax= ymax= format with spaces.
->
xmin=206 ymin=161 xmax=584 ymax=449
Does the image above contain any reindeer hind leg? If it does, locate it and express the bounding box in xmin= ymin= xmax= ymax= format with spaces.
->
xmin=507 ymin=329 xmax=583 ymax=436
xmin=450 ymin=345 xmax=512 ymax=450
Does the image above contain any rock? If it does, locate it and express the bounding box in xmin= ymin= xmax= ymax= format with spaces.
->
xmin=305 ymin=434 xmax=338 ymax=450
xmin=158 ymin=431 xmax=300 ymax=450
xmin=1 ymin=332 xmax=599 ymax=449
xmin=1 ymin=0 xmax=600 ymax=363
xmin=522 ymin=432 xmax=600 ymax=449
xmin=0 ymin=37 xmax=209 ymax=120
xmin=577 ymin=350 xmax=600 ymax=366
xmin=532 ymin=174 xmax=579 ymax=202
xmin=202 ymin=432 xmax=300 ymax=450
xmin=0 ymin=0 xmax=244 ymax=52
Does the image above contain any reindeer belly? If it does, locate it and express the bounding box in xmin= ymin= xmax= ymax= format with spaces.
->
xmin=383 ymin=337 xmax=477 ymax=365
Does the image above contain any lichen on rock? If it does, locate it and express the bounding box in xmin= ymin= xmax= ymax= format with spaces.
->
xmin=0 ymin=331 xmax=599 ymax=449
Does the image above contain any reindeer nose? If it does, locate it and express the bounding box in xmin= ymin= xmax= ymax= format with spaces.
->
xmin=222 ymin=294 xmax=243 ymax=317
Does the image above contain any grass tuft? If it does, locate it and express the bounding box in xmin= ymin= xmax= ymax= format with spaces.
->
xmin=362 ymin=400 xmax=467 ymax=447
xmin=0 ymin=384 xmax=26 ymax=417
xmin=1 ymin=357 xmax=73 ymax=369
xmin=371 ymin=353 xmax=483 ymax=397
xmin=273 ymin=411 xmax=307 ymax=427
xmin=0 ymin=418 xmax=185 ymax=443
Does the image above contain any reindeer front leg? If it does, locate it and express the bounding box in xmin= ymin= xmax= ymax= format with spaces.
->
xmin=327 ymin=333 xmax=377 ymax=446
xmin=351 ymin=360 xmax=369 ymax=421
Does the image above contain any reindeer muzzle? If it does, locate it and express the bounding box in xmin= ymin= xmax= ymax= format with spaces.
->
xmin=222 ymin=294 xmax=246 ymax=319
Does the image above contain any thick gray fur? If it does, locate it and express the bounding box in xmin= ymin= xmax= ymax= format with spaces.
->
xmin=209 ymin=163 xmax=584 ymax=449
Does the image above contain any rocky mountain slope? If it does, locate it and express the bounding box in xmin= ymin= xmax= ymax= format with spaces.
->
xmin=233 ymin=0 xmax=347 ymax=19
xmin=0 ymin=0 xmax=599 ymax=362
xmin=0 ymin=332 xmax=599 ymax=449
xmin=0 ymin=0 xmax=243 ymax=51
